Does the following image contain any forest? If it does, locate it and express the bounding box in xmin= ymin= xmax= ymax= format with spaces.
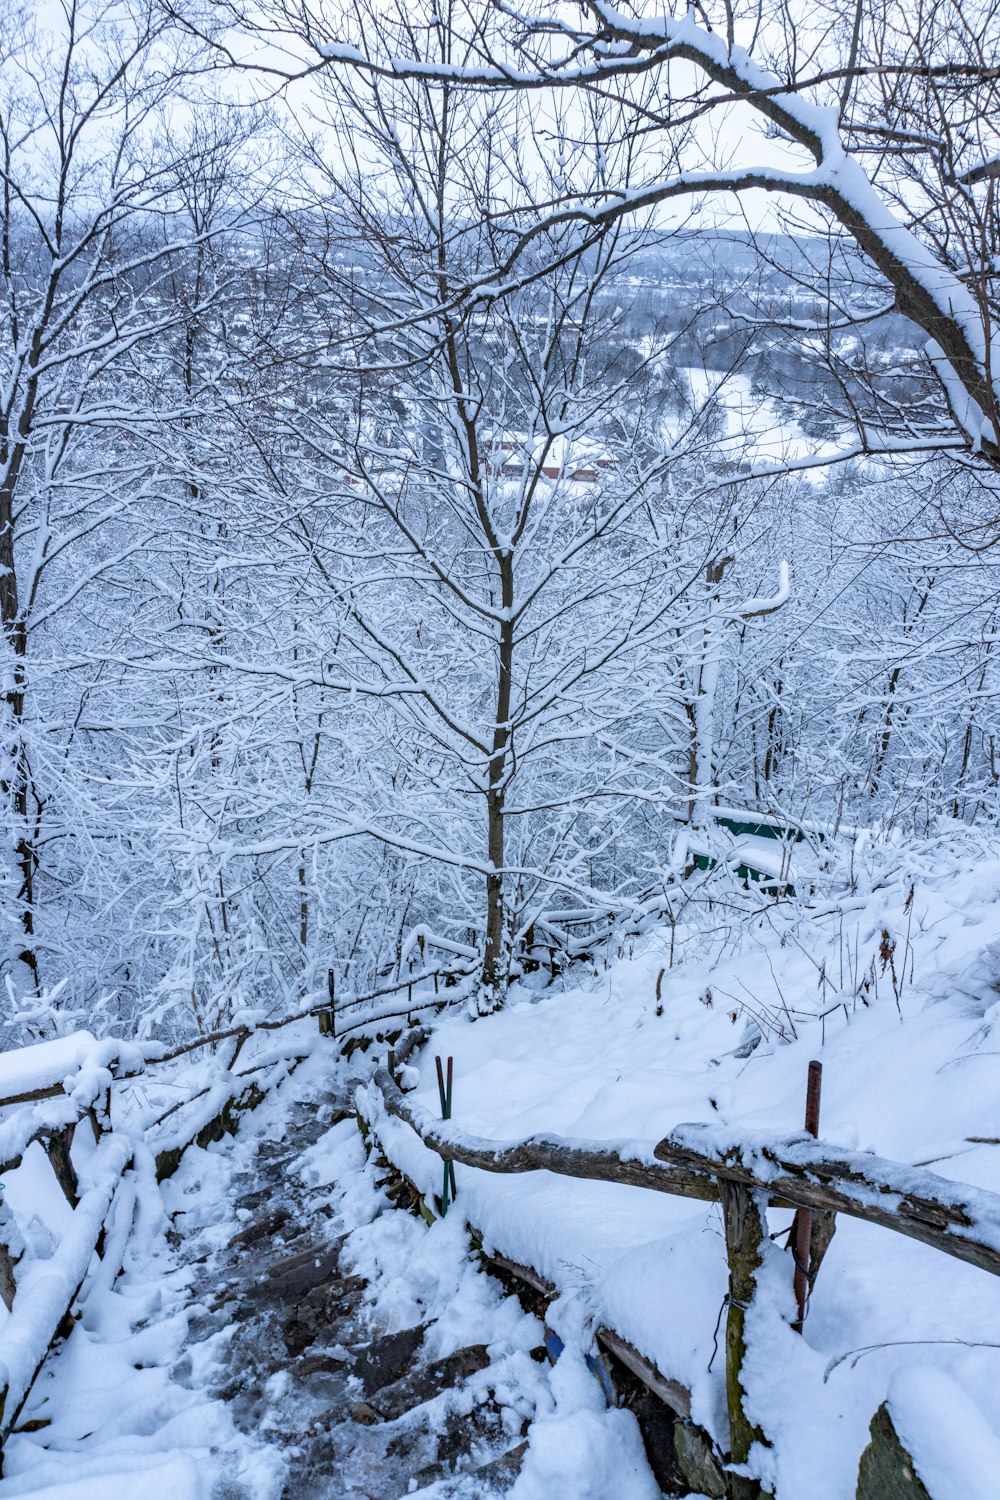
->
xmin=1 ymin=0 xmax=998 ymax=1038
xmin=0 ymin=2 xmax=999 ymax=1497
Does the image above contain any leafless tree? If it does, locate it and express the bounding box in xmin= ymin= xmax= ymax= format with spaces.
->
xmin=246 ymin=0 xmax=1000 ymax=474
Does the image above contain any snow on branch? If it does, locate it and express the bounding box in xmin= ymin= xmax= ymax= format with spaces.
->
xmin=731 ymin=560 xmax=790 ymax=620
xmin=318 ymin=1 xmax=1000 ymax=465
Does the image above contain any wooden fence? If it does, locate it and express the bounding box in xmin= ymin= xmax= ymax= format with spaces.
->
xmin=368 ymin=1051 xmax=1000 ymax=1500
xmin=0 ymin=1016 xmax=318 ymax=1456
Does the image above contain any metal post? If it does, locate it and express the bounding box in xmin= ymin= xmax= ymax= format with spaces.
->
xmin=445 ymin=1057 xmax=456 ymax=1203
xmin=328 ymin=968 xmax=336 ymax=1038
xmin=435 ymin=1055 xmax=457 ymax=1215
xmin=792 ymin=1060 xmax=823 ymax=1332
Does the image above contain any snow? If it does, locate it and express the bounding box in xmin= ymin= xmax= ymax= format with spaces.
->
xmin=887 ymin=1365 xmax=1000 ymax=1500
xmin=312 ymin=1116 xmax=660 ymax=1500
xmin=734 ymin=559 xmax=790 ymax=619
xmin=6 ymin=847 xmax=1000 ymax=1498
xmin=0 ymin=1099 xmax=80 ymax=1171
xmin=0 ymin=1136 xmax=132 ymax=1432
xmin=365 ymin=845 xmax=1000 ymax=1497
xmin=1 ymin=1109 xmax=287 ymax=1500
xmin=0 ymin=1035 xmax=98 ymax=1101
xmin=682 ymin=367 xmax=838 ymax=470
xmin=0 ymin=1454 xmax=207 ymax=1500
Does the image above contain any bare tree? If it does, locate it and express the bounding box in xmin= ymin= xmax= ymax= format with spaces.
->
xmin=0 ymin=0 xmax=260 ymax=999
xmin=215 ymin=1 xmax=800 ymax=1008
xmin=258 ymin=0 xmax=1000 ymax=472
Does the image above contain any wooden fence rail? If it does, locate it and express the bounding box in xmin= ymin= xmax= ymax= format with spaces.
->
xmin=369 ymin=1063 xmax=1000 ymax=1278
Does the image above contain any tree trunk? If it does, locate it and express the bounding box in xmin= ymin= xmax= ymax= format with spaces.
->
xmin=0 ymin=532 xmax=38 ymax=991
xmin=481 ymin=590 xmax=514 ymax=1008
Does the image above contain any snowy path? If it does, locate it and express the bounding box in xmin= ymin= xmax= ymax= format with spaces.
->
xmin=0 ymin=1054 xmax=659 ymax=1500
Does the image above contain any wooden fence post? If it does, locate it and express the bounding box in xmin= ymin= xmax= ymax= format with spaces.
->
xmin=720 ymin=1180 xmax=771 ymax=1500
xmin=0 ymin=1197 xmax=22 ymax=1313
xmin=44 ymin=1122 xmax=80 ymax=1207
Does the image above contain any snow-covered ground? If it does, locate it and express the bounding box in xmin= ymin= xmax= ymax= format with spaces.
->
xmin=682 ymin=366 xmax=845 ymax=471
xmin=0 ymin=1051 xmax=656 ymax=1500
xmin=369 ymin=835 xmax=1000 ymax=1498
xmin=4 ymin=833 xmax=1000 ymax=1499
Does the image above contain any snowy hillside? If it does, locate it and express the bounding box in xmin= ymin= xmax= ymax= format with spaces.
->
xmin=367 ymin=837 xmax=1000 ymax=1497
xmin=0 ymin=838 xmax=998 ymax=1499
xmin=2 ymin=0 xmax=1000 ymax=1496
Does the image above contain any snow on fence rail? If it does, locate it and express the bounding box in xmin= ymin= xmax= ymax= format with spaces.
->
xmin=0 ymin=1034 xmax=146 ymax=1448
xmin=0 ymin=1134 xmax=132 ymax=1445
xmin=366 ymin=1052 xmax=1000 ymax=1495
xmin=0 ymin=1010 xmax=326 ymax=1459
xmin=0 ymin=978 xmax=468 ymax=1458
xmin=368 ymin=1060 xmax=1000 ymax=1277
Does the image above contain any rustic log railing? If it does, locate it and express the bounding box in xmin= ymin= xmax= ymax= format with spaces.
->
xmin=0 ymin=1015 xmax=317 ymax=1461
xmin=367 ymin=1055 xmax=1000 ymax=1499
xmin=0 ymin=987 xmax=464 ymax=1464
xmin=370 ymin=1063 xmax=1000 ymax=1276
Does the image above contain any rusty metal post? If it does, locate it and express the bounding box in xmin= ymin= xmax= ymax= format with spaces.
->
xmin=792 ymin=1060 xmax=823 ymax=1332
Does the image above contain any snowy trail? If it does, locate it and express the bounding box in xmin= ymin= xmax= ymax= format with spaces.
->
xmin=163 ymin=1068 xmax=526 ymax=1499
xmin=0 ymin=1053 xmax=660 ymax=1500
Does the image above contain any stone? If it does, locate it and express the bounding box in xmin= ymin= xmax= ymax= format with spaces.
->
xmin=351 ymin=1325 xmax=426 ymax=1395
xmin=282 ymin=1274 xmax=366 ymax=1355
xmin=857 ymin=1403 xmax=932 ymax=1499
xmin=227 ymin=1206 xmax=291 ymax=1249
xmin=673 ymin=1420 xmax=729 ymax=1500
xmin=624 ymin=1386 xmax=685 ymax=1494
xmin=367 ymin=1344 xmax=490 ymax=1423
xmin=296 ymin=1351 xmax=349 ymax=1378
xmin=264 ymin=1242 xmax=342 ymax=1297
xmin=349 ymin=1400 xmax=382 ymax=1425
xmin=475 ymin=1440 xmax=529 ymax=1488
